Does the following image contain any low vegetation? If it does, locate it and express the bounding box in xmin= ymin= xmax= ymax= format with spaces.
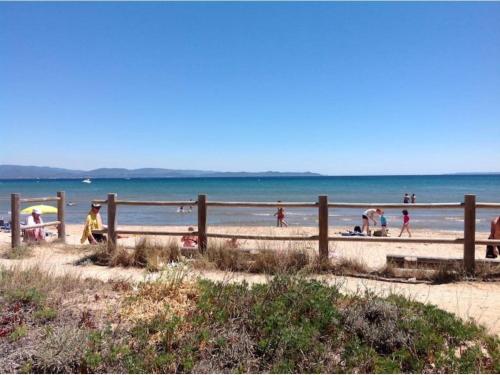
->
xmin=76 ymin=239 xmax=181 ymax=271
xmin=3 ymin=245 xmax=33 ymax=260
xmin=1 ymin=266 xmax=498 ymax=373
xmin=76 ymin=239 xmax=500 ymax=283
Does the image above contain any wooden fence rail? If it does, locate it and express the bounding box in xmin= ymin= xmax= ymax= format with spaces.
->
xmin=12 ymin=191 xmax=500 ymax=274
xmin=84 ymin=193 xmax=500 ymax=274
xmin=10 ymin=192 xmax=66 ymax=248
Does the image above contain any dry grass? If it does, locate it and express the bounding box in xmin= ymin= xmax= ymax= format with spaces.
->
xmin=76 ymin=238 xmax=181 ymax=271
xmin=133 ymin=238 xmax=181 ymax=271
xmin=75 ymin=238 xmax=500 ymax=283
xmin=0 ymin=265 xmax=102 ymax=298
xmin=3 ymin=245 xmax=33 ymax=260
xmin=191 ymin=242 xmax=371 ymax=276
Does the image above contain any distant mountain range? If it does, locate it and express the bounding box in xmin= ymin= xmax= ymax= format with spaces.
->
xmin=0 ymin=165 xmax=321 ymax=179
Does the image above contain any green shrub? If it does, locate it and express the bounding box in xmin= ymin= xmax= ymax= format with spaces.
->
xmin=7 ymin=287 xmax=44 ymax=306
xmin=33 ymin=307 xmax=57 ymax=322
xmin=9 ymin=325 xmax=28 ymax=341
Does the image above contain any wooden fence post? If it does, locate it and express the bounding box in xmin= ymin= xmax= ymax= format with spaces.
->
xmin=11 ymin=193 xmax=21 ymax=249
xmin=107 ymin=193 xmax=117 ymax=252
xmin=463 ymin=194 xmax=476 ymax=274
xmin=198 ymin=194 xmax=207 ymax=253
xmin=318 ymin=195 xmax=329 ymax=260
xmin=57 ymin=191 xmax=66 ymax=243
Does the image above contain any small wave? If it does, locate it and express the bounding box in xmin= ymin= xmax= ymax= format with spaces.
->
xmin=286 ymin=212 xmax=313 ymax=216
xmin=252 ymin=213 xmax=272 ymax=216
xmin=444 ymin=217 xmax=464 ymax=222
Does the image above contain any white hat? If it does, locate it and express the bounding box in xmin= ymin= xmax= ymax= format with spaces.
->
xmin=33 ymin=208 xmax=42 ymax=215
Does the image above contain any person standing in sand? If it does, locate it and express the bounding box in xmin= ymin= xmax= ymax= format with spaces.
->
xmin=398 ymin=209 xmax=412 ymax=237
xmin=380 ymin=210 xmax=388 ymax=236
xmin=361 ymin=208 xmax=381 ymax=235
xmin=486 ymin=216 xmax=500 ymax=258
xmin=81 ymin=203 xmax=106 ymax=244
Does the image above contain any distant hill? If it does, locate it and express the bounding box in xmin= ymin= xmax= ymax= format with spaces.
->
xmin=0 ymin=165 xmax=321 ymax=179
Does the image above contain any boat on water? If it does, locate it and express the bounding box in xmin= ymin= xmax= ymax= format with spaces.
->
xmin=82 ymin=178 xmax=92 ymax=184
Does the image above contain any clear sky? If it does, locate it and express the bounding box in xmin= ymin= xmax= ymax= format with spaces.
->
xmin=1 ymin=2 xmax=499 ymax=175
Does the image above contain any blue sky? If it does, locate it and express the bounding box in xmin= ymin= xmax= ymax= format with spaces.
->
xmin=1 ymin=2 xmax=499 ymax=175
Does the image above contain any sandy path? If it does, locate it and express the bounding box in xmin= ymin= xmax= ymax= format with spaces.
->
xmin=0 ymin=225 xmax=499 ymax=335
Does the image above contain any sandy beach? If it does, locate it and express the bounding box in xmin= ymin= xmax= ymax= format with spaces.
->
xmin=1 ymin=224 xmax=499 ymax=336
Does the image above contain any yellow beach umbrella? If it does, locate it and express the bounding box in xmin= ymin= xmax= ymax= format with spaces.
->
xmin=21 ymin=205 xmax=58 ymax=215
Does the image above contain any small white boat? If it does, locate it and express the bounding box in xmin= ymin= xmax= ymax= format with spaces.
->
xmin=82 ymin=178 xmax=92 ymax=184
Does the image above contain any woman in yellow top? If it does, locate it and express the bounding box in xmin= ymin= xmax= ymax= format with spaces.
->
xmin=81 ymin=203 xmax=106 ymax=244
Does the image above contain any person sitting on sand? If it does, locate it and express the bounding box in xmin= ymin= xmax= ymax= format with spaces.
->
xmin=181 ymin=227 xmax=198 ymax=248
xmin=398 ymin=209 xmax=412 ymax=237
xmin=274 ymin=206 xmax=288 ymax=227
xmin=486 ymin=216 xmax=500 ymax=258
xmin=361 ymin=208 xmax=381 ymax=235
xmin=81 ymin=203 xmax=106 ymax=244
xmin=403 ymin=193 xmax=410 ymax=204
xmin=225 ymin=237 xmax=239 ymax=249
xmin=411 ymin=193 xmax=416 ymax=204
xmin=25 ymin=208 xmax=45 ymax=242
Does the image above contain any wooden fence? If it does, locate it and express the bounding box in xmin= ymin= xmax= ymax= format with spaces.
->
xmin=10 ymin=192 xmax=66 ymax=248
xmin=88 ymin=193 xmax=500 ymax=274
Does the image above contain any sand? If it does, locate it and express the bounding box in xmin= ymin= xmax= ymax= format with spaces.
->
xmin=0 ymin=224 xmax=499 ymax=335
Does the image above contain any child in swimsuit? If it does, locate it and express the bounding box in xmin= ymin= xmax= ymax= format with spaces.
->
xmin=274 ymin=207 xmax=288 ymax=227
xmin=380 ymin=211 xmax=388 ymax=236
xmin=398 ymin=209 xmax=411 ymax=237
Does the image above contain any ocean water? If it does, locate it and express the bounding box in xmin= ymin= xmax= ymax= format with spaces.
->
xmin=0 ymin=175 xmax=499 ymax=231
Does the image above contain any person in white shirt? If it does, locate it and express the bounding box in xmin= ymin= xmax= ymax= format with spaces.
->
xmin=25 ymin=208 xmax=45 ymax=242
xmin=361 ymin=208 xmax=382 ymax=235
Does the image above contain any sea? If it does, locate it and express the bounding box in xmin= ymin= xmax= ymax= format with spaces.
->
xmin=0 ymin=175 xmax=499 ymax=231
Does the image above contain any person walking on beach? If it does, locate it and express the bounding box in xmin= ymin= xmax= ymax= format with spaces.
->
xmin=411 ymin=194 xmax=416 ymax=204
xmin=361 ymin=208 xmax=381 ymax=235
xmin=403 ymin=193 xmax=410 ymax=204
xmin=486 ymin=216 xmax=500 ymax=258
xmin=81 ymin=203 xmax=106 ymax=244
xmin=274 ymin=203 xmax=288 ymax=227
xmin=398 ymin=209 xmax=412 ymax=237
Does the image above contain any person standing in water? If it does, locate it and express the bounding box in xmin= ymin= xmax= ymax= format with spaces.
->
xmin=274 ymin=202 xmax=288 ymax=227
xmin=411 ymin=193 xmax=416 ymax=204
xmin=403 ymin=193 xmax=410 ymax=204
